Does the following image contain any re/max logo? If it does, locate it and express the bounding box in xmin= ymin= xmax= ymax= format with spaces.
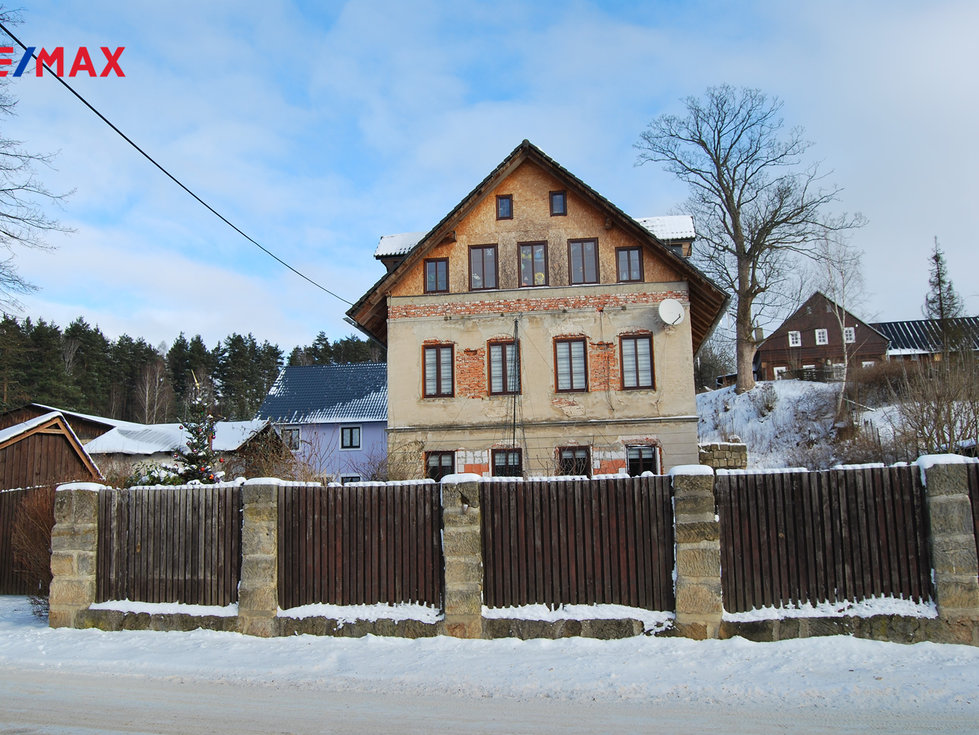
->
xmin=0 ymin=46 xmax=125 ymax=77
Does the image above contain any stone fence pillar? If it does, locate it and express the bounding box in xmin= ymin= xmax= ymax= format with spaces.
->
xmin=440 ymin=477 xmax=483 ymax=638
xmin=671 ymin=467 xmax=722 ymax=639
xmin=920 ymin=458 xmax=979 ymax=644
xmin=237 ymin=480 xmax=279 ymax=637
xmin=49 ymin=483 xmax=105 ymax=628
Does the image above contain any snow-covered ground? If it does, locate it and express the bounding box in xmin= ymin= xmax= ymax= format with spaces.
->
xmin=2 ymin=596 xmax=978 ymax=733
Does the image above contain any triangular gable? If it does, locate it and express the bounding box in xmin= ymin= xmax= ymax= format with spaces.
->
xmin=0 ymin=412 xmax=102 ymax=481
xmin=347 ymin=139 xmax=729 ymax=354
xmin=758 ymin=292 xmax=887 ymax=349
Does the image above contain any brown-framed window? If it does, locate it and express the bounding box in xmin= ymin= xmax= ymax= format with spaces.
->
xmin=423 ymin=344 xmax=453 ymax=397
xmin=616 ymin=246 xmax=643 ymax=282
xmin=496 ymin=194 xmax=513 ymax=220
xmin=424 ymin=258 xmax=448 ymax=293
xmin=488 ymin=340 xmax=520 ymax=395
xmin=469 ymin=245 xmax=498 ymax=290
xmin=426 ymin=451 xmax=455 ymax=481
xmin=568 ymin=239 xmax=598 ymax=284
xmin=626 ymin=445 xmax=658 ymax=476
xmin=492 ymin=448 xmax=522 ymax=477
xmin=549 ymin=190 xmax=566 ymax=216
xmin=558 ymin=446 xmax=590 ymax=476
xmin=621 ymin=335 xmax=654 ymax=389
xmin=554 ymin=337 xmax=588 ymax=392
xmin=519 ymin=242 xmax=548 ymax=287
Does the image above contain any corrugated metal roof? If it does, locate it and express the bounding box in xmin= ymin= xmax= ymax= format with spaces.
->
xmin=85 ymin=420 xmax=269 ymax=455
xmin=255 ymin=363 xmax=388 ymax=425
xmin=871 ymin=317 xmax=979 ymax=353
xmin=374 ymin=232 xmax=425 ymax=259
xmin=634 ymin=215 xmax=696 ymax=240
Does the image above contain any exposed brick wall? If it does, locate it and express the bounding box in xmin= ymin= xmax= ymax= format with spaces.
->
xmin=588 ymin=340 xmax=618 ymax=391
xmin=390 ymin=290 xmax=687 ymax=321
xmin=456 ymin=346 xmax=485 ymax=398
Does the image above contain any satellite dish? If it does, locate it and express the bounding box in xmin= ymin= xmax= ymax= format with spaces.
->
xmin=658 ymin=298 xmax=685 ymax=326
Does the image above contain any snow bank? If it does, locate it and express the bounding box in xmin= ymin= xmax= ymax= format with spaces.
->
xmin=724 ymin=596 xmax=937 ymax=622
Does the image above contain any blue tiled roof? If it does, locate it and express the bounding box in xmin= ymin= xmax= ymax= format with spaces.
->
xmin=870 ymin=317 xmax=979 ymax=353
xmin=255 ymin=363 xmax=387 ymax=424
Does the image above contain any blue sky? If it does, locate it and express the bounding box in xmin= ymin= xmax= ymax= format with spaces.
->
xmin=3 ymin=0 xmax=977 ymax=350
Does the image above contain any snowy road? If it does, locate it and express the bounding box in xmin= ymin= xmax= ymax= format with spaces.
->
xmin=1 ymin=597 xmax=977 ymax=734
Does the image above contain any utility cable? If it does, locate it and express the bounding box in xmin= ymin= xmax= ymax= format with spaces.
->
xmin=0 ymin=21 xmax=353 ymax=306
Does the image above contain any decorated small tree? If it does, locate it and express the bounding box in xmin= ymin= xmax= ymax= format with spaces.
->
xmin=174 ymin=385 xmax=220 ymax=483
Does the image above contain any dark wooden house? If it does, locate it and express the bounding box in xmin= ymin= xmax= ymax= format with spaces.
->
xmin=0 ymin=403 xmax=125 ymax=444
xmin=755 ymin=292 xmax=889 ymax=381
xmin=0 ymin=411 xmax=102 ymax=489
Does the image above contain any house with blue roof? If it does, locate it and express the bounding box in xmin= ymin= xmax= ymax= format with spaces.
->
xmin=254 ymin=363 xmax=387 ymax=482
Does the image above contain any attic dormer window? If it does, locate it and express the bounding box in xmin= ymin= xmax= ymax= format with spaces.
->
xmin=549 ymin=190 xmax=566 ymax=216
xmin=496 ymin=194 xmax=513 ymax=220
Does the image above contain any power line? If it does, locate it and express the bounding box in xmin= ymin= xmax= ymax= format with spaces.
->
xmin=0 ymin=22 xmax=353 ymax=307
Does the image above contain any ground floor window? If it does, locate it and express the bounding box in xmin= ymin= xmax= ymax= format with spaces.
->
xmin=558 ymin=446 xmax=590 ymax=476
xmin=626 ymin=445 xmax=658 ymax=476
xmin=280 ymin=427 xmax=300 ymax=450
xmin=425 ymin=451 xmax=455 ymax=481
xmin=492 ymin=448 xmax=522 ymax=477
xmin=340 ymin=475 xmax=361 ymax=484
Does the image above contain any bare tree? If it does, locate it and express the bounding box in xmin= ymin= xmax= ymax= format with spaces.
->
xmin=813 ymin=233 xmax=866 ymax=415
xmin=135 ymin=357 xmax=171 ymax=423
xmin=636 ymin=85 xmax=863 ymax=393
xmin=0 ymin=11 xmax=70 ymax=313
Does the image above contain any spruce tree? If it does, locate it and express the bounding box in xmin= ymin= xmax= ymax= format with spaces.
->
xmin=174 ymin=388 xmax=219 ymax=483
xmin=923 ymin=238 xmax=964 ymax=354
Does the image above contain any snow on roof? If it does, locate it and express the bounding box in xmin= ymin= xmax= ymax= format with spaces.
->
xmin=256 ymin=363 xmax=387 ymax=425
xmin=0 ymin=411 xmax=65 ymax=446
xmin=85 ymin=420 xmax=269 ymax=456
xmin=30 ymin=403 xmax=138 ymax=429
xmin=374 ymin=231 xmax=425 ymax=259
xmin=635 ymin=215 xmax=696 ymax=240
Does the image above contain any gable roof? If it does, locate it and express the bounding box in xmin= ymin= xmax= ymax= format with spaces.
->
xmin=348 ymin=139 xmax=729 ymax=353
xmin=757 ymin=291 xmax=887 ymax=349
xmin=85 ymin=419 xmax=270 ymax=456
xmin=255 ymin=363 xmax=388 ymax=425
xmin=0 ymin=411 xmax=102 ymax=482
xmin=870 ymin=317 xmax=979 ymax=355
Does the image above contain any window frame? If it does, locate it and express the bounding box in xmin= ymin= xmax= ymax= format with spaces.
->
xmin=422 ymin=344 xmax=454 ymax=398
xmin=340 ymin=475 xmax=361 ymax=484
xmin=554 ymin=337 xmax=588 ymax=392
xmin=814 ymin=328 xmax=829 ymax=346
xmin=518 ymin=241 xmax=548 ymax=287
xmin=469 ymin=244 xmax=498 ymax=291
xmin=549 ymin=190 xmax=567 ymax=216
xmin=488 ymin=340 xmax=520 ymax=395
xmin=425 ymin=451 xmax=455 ymax=481
xmin=340 ymin=425 xmax=361 ymax=451
xmin=568 ymin=239 xmax=599 ymax=285
xmin=787 ymin=330 xmax=802 ymax=347
xmin=620 ymin=334 xmax=654 ymax=390
xmin=843 ymin=326 xmax=856 ymax=344
xmin=280 ymin=427 xmax=300 ymax=451
xmin=496 ymin=194 xmax=513 ymax=220
xmin=558 ymin=446 xmax=591 ymax=477
xmin=423 ymin=258 xmax=449 ymax=294
xmin=626 ymin=445 xmax=658 ymax=476
xmin=492 ymin=448 xmax=523 ymax=477
xmin=615 ymin=246 xmax=643 ymax=283
xmin=773 ymin=366 xmax=787 ymax=379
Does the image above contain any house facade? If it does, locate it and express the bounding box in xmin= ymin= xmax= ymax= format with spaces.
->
xmin=255 ymin=363 xmax=387 ymax=482
xmin=754 ymin=292 xmax=889 ymax=381
xmin=347 ymin=140 xmax=728 ymax=479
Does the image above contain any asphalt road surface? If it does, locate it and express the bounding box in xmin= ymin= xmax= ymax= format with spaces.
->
xmin=1 ymin=667 xmax=975 ymax=734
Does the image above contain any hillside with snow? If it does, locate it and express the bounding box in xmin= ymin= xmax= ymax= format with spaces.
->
xmin=697 ymin=380 xmax=847 ymax=469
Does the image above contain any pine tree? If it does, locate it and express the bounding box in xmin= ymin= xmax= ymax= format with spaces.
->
xmin=923 ymin=238 xmax=964 ymax=354
xmin=174 ymin=386 xmax=220 ymax=483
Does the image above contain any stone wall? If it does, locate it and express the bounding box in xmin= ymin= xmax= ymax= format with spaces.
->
xmin=698 ymin=442 xmax=748 ymax=470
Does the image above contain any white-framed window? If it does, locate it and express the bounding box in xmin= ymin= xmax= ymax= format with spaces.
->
xmin=803 ymin=364 xmax=816 ymax=370
xmin=340 ymin=425 xmax=361 ymax=450
xmin=281 ymin=427 xmax=300 ymax=450
xmin=773 ymin=366 xmax=787 ymax=380
xmin=788 ymin=331 xmax=802 ymax=347
xmin=844 ymin=326 xmax=856 ymax=344
xmin=814 ymin=329 xmax=829 ymax=346
xmin=862 ymin=360 xmax=876 ymax=369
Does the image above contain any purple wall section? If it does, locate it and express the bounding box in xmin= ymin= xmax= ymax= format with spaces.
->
xmin=284 ymin=421 xmax=387 ymax=481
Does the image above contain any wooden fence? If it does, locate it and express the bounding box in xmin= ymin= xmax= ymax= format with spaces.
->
xmin=96 ymin=486 xmax=242 ymax=606
xmin=717 ymin=466 xmax=932 ymax=614
xmin=480 ymin=476 xmax=675 ymax=611
xmin=277 ymin=483 xmax=443 ymax=610
xmin=0 ymin=487 xmax=55 ymax=595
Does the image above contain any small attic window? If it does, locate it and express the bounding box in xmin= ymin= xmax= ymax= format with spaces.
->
xmin=549 ymin=190 xmax=566 ymax=216
xmin=496 ymin=194 xmax=513 ymax=220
